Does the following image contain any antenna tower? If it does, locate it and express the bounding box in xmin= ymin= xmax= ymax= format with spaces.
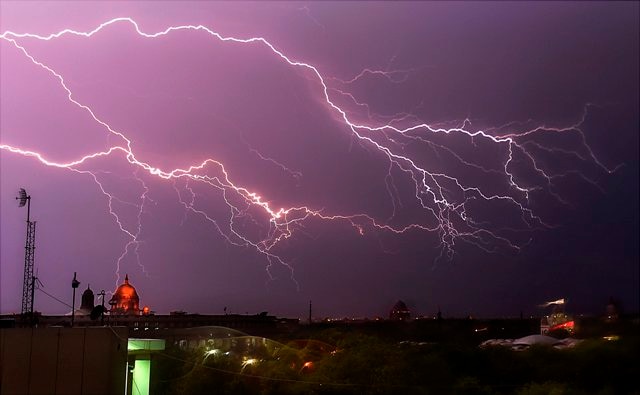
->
xmin=16 ymin=188 xmax=36 ymax=317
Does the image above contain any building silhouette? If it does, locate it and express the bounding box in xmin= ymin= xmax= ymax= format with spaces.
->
xmin=79 ymin=285 xmax=94 ymax=315
xmin=389 ymin=300 xmax=411 ymax=321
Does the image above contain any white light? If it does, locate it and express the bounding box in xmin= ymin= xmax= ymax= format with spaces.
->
xmin=242 ymin=358 xmax=259 ymax=368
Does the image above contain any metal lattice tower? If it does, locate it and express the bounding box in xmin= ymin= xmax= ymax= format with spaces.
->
xmin=16 ymin=188 xmax=36 ymax=316
xmin=22 ymin=221 xmax=36 ymax=315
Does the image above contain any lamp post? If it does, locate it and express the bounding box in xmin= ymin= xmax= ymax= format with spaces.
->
xmin=71 ymin=272 xmax=80 ymax=327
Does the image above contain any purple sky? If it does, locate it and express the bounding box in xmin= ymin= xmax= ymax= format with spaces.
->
xmin=1 ymin=2 xmax=638 ymax=319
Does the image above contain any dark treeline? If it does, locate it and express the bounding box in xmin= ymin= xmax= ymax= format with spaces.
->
xmin=150 ymin=325 xmax=639 ymax=395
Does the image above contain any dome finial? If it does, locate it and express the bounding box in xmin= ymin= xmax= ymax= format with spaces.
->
xmin=125 ymin=274 xmax=129 ymax=284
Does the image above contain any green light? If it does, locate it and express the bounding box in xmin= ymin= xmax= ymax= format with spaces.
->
xmin=127 ymin=339 xmax=165 ymax=395
xmin=132 ymin=359 xmax=150 ymax=395
xmin=128 ymin=339 xmax=165 ymax=352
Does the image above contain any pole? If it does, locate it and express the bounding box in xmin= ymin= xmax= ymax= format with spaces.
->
xmin=71 ymin=272 xmax=80 ymax=327
xmin=99 ymin=290 xmax=106 ymax=325
xmin=26 ymin=195 xmax=31 ymax=223
xmin=71 ymin=287 xmax=76 ymax=327
xmin=30 ymin=275 xmax=36 ymax=325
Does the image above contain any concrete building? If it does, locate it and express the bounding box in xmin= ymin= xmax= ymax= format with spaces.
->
xmin=0 ymin=327 xmax=127 ymax=394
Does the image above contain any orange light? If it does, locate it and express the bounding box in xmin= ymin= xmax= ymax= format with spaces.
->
xmin=550 ymin=320 xmax=574 ymax=331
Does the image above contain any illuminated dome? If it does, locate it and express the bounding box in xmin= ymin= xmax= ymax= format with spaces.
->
xmin=109 ymin=274 xmax=140 ymax=315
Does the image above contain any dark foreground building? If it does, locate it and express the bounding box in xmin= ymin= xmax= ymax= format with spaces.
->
xmin=1 ymin=327 xmax=128 ymax=394
xmin=0 ymin=276 xmax=298 ymax=395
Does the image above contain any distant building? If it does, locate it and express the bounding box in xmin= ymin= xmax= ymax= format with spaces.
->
xmin=65 ymin=285 xmax=97 ymax=318
xmin=389 ymin=300 xmax=411 ymax=321
xmin=605 ymin=297 xmax=620 ymax=322
xmin=540 ymin=300 xmax=574 ymax=335
xmin=2 ymin=274 xmax=299 ymax=341
xmin=78 ymin=285 xmax=94 ymax=315
xmin=109 ymin=274 xmax=140 ymax=315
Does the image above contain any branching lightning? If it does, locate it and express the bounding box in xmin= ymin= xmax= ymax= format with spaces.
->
xmin=0 ymin=17 xmax=617 ymax=288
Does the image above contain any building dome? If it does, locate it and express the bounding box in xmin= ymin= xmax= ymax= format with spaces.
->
xmin=109 ymin=274 xmax=140 ymax=315
xmin=389 ymin=300 xmax=411 ymax=321
xmin=79 ymin=285 xmax=95 ymax=313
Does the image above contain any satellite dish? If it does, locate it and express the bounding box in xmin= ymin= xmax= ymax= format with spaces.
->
xmin=17 ymin=188 xmax=29 ymax=207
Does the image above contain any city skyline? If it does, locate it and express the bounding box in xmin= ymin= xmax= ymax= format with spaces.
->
xmin=1 ymin=2 xmax=638 ymax=318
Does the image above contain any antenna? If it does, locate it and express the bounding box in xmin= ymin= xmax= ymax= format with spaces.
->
xmin=17 ymin=188 xmax=28 ymax=207
xmin=16 ymin=188 xmax=36 ymax=324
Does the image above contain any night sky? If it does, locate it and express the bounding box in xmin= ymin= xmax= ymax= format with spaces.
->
xmin=1 ymin=2 xmax=638 ymax=319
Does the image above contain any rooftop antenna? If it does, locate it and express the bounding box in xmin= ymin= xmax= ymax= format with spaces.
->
xmin=16 ymin=188 xmax=37 ymax=324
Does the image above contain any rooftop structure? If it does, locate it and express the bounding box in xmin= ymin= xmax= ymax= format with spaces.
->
xmin=109 ymin=275 xmax=140 ymax=315
xmin=389 ymin=300 xmax=411 ymax=321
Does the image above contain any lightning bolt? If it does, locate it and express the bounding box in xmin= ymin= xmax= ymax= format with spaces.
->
xmin=0 ymin=18 xmax=618 ymax=289
xmin=540 ymin=298 xmax=566 ymax=307
xmin=339 ymin=68 xmax=416 ymax=85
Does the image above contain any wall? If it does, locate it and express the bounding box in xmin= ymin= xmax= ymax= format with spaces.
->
xmin=0 ymin=326 xmax=128 ymax=395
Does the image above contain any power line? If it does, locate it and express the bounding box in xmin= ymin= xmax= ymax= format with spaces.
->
xmin=36 ymin=288 xmax=72 ymax=309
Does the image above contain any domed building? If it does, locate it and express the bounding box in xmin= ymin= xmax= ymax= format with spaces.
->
xmin=109 ymin=274 xmax=140 ymax=315
xmin=389 ymin=300 xmax=411 ymax=321
xmin=79 ymin=285 xmax=95 ymax=315
xmin=68 ymin=285 xmax=95 ymax=317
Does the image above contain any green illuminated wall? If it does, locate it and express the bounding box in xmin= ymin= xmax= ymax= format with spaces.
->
xmin=131 ymin=359 xmax=150 ymax=395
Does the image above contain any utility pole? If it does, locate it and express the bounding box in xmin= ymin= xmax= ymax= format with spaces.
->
xmin=71 ymin=272 xmax=80 ymax=327
xmin=308 ymin=300 xmax=312 ymax=325
xmin=98 ymin=290 xmax=106 ymax=325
